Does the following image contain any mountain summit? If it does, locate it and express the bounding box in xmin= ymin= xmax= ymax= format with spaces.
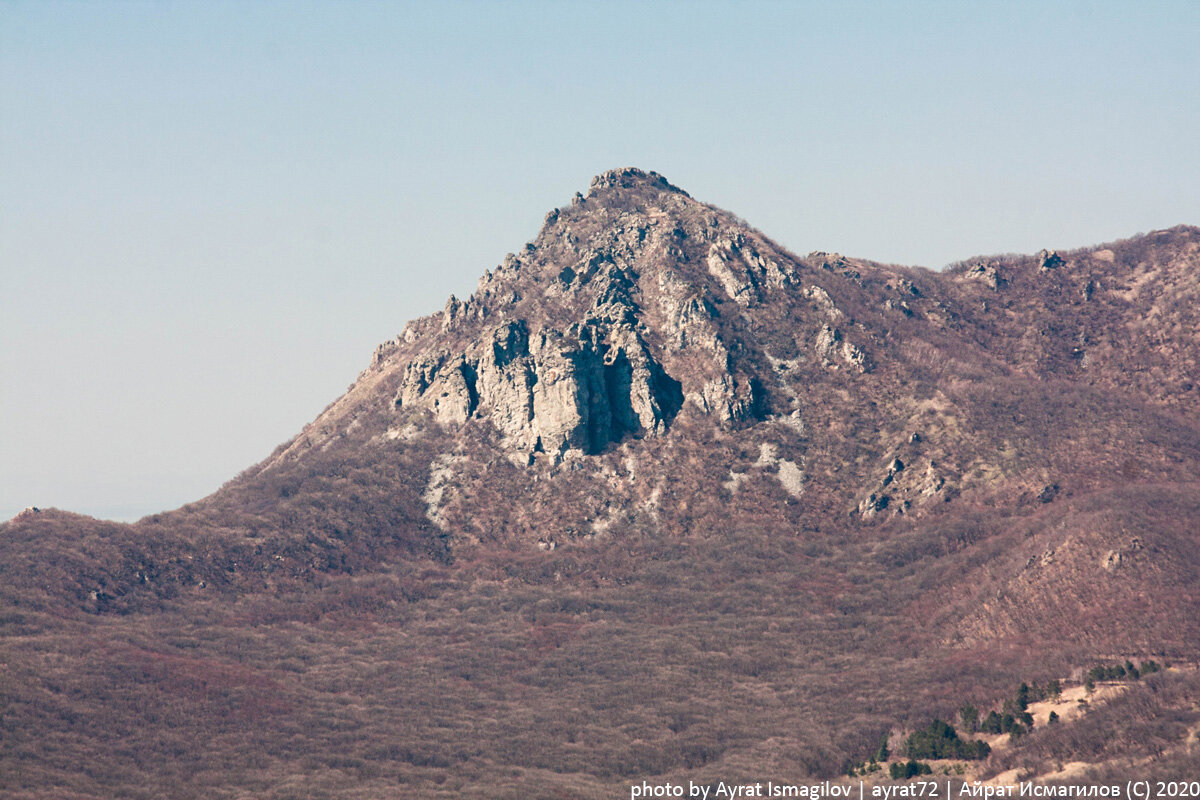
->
xmin=3 ymin=170 xmax=1200 ymax=797
xmin=271 ymin=166 xmax=791 ymax=468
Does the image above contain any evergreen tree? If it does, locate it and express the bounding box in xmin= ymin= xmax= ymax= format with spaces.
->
xmin=873 ymin=733 xmax=890 ymax=763
xmin=1016 ymin=682 xmax=1030 ymax=711
xmin=959 ymin=703 xmax=979 ymax=733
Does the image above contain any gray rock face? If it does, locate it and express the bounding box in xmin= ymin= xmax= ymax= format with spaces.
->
xmin=1038 ymin=249 xmax=1065 ymax=271
xmin=705 ymin=233 xmax=795 ymax=307
xmin=815 ymin=324 xmax=871 ymax=373
xmin=858 ymin=492 xmax=890 ymax=519
xmin=395 ymin=312 xmax=684 ymax=461
xmin=965 ymin=262 xmax=1008 ymax=289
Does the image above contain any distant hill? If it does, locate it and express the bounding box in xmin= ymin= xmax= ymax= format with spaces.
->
xmin=3 ymin=169 xmax=1198 ymax=798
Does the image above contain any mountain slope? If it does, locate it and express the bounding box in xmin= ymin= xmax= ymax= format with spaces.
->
xmin=2 ymin=169 xmax=1199 ymax=798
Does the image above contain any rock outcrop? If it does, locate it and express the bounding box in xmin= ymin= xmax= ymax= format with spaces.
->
xmin=396 ymin=316 xmax=684 ymax=460
xmin=376 ymin=168 xmax=794 ymax=462
xmin=965 ymin=261 xmax=1008 ymax=289
xmin=1038 ymin=249 xmax=1065 ymax=271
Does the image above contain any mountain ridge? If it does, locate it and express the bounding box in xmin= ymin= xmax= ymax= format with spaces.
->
xmin=265 ymin=170 xmax=1200 ymax=474
xmin=5 ymin=168 xmax=1199 ymax=619
xmin=3 ymin=168 xmax=1199 ymax=798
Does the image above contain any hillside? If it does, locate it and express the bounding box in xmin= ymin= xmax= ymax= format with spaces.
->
xmin=3 ymin=169 xmax=1199 ymax=799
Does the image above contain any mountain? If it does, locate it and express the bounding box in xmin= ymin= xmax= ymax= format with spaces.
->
xmin=3 ymin=168 xmax=1199 ymax=798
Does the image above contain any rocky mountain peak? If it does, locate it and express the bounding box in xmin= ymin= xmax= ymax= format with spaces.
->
xmin=384 ymin=175 xmax=768 ymax=462
xmin=266 ymin=175 xmax=1200 ymax=518
xmin=272 ymin=170 xmax=821 ymax=469
xmin=5 ymin=158 xmax=1200 ymax=800
xmin=586 ymin=166 xmax=690 ymax=198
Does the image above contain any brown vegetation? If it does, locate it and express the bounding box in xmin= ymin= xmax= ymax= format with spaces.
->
xmin=2 ymin=170 xmax=1199 ymax=797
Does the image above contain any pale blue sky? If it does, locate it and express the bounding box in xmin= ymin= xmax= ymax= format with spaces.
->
xmin=3 ymin=1 xmax=1198 ymax=521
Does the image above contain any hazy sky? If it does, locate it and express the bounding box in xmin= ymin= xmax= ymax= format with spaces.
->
xmin=3 ymin=1 xmax=1198 ymax=521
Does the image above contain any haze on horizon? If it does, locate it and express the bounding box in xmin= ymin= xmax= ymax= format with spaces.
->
xmin=3 ymin=0 xmax=1198 ymax=522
